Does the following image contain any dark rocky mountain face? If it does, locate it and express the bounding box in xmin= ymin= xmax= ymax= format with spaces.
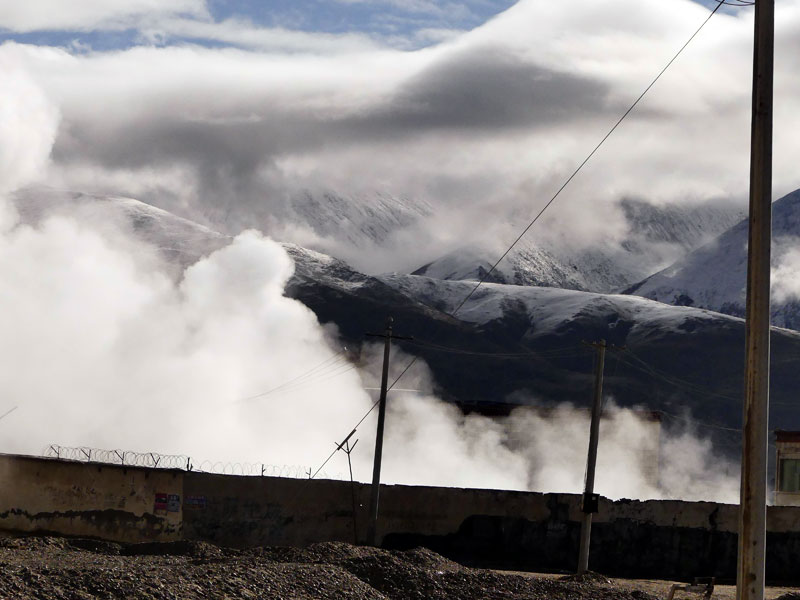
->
xmin=287 ymin=251 xmax=800 ymax=461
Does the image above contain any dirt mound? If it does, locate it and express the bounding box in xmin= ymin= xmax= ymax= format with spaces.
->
xmin=394 ymin=546 xmax=463 ymax=572
xmin=67 ymin=538 xmax=122 ymax=555
xmin=120 ymin=539 xmax=226 ymax=559
xmin=256 ymin=540 xmax=383 ymax=564
xmin=630 ymin=591 xmax=661 ymax=600
xmin=0 ymin=535 xmax=688 ymax=599
xmin=561 ymin=571 xmax=613 ymax=584
xmin=0 ymin=535 xmax=67 ymax=550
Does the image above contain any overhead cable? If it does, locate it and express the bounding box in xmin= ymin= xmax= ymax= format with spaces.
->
xmin=309 ymin=1 xmax=728 ymax=480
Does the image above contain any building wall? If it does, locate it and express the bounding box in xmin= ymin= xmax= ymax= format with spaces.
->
xmin=775 ymin=438 xmax=800 ymax=506
xmin=2 ymin=453 xmax=800 ymax=581
xmin=0 ymin=454 xmax=183 ymax=543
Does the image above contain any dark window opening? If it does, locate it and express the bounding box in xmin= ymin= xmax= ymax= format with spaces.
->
xmin=779 ymin=458 xmax=800 ymax=492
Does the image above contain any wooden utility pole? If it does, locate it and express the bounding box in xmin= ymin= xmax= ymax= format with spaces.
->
xmin=738 ymin=1 xmax=774 ymax=600
xmin=365 ymin=317 xmax=411 ymax=546
xmin=577 ymin=339 xmax=606 ymax=575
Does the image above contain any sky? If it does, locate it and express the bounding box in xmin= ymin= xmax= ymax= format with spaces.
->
xmin=0 ymin=1 xmax=747 ymax=51
xmin=1 ymin=0 xmax=799 ymax=275
xmin=0 ymin=1 xmax=518 ymax=51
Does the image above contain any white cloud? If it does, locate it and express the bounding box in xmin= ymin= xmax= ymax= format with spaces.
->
xmin=3 ymin=0 xmax=800 ymax=275
xmin=136 ymin=16 xmax=383 ymax=53
xmin=0 ymin=0 xmax=209 ymax=33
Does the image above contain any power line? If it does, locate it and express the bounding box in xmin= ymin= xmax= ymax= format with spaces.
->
xmin=449 ymin=0 xmax=725 ymax=318
xmin=711 ymin=0 xmax=755 ymax=6
xmin=0 ymin=406 xmax=17 ymax=422
xmin=308 ymin=1 xmax=728 ymax=481
xmin=309 ymin=355 xmax=421 ymax=480
xmin=407 ymin=338 xmax=588 ymax=359
xmin=238 ymin=349 xmax=349 ymax=403
xmin=616 ymin=351 xmax=741 ymax=403
xmin=382 ymin=0 xmax=727 ymax=400
xmin=659 ymin=409 xmax=743 ymax=433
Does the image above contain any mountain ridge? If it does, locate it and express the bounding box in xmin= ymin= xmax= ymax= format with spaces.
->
xmin=413 ymin=197 xmax=745 ymax=294
xmin=625 ymin=189 xmax=800 ymax=328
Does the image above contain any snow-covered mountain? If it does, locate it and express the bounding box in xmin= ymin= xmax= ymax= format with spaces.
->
xmin=13 ymin=188 xmax=230 ymax=273
xmin=625 ymin=189 xmax=800 ymax=329
xmin=14 ymin=188 xmax=800 ymax=441
xmin=71 ymin=181 xmax=742 ymax=294
xmin=379 ymin=271 xmax=739 ymax=332
xmin=283 ymin=190 xmax=434 ymax=249
xmin=413 ymin=198 xmax=745 ymax=293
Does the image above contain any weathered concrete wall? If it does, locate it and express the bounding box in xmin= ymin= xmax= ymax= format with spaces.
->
xmin=0 ymin=454 xmax=183 ymax=543
xmin=181 ymin=472 xmax=800 ymax=581
xmin=182 ymin=471 xmax=366 ymax=547
xmin=3 ymin=453 xmax=800 ymax=581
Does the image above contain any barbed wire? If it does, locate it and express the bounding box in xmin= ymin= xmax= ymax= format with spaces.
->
xmin=43 ymin=445 xmax=341 ymax=480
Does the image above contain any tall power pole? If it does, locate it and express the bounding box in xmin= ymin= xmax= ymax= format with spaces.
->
xmin=578 ymin=339 xmax=606 ymax=575
xmin=738 ymin=1 xmax=774 ymax=600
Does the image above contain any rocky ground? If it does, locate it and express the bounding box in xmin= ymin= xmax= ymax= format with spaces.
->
xmin=0 ymin=536 xmax=796 ymax=600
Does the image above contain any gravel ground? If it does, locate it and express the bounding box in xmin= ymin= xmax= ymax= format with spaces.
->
xmin=0 ymin=536 xmax=657 ymax=600
xmin=0 ymin=536 xmax=796 ymax=600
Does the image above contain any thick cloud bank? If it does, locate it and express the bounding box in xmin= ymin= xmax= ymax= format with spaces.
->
xmin=3 ymin=0 xmax=800 ymax=274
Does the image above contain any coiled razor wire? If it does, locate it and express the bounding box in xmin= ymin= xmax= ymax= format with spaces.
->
xmin=44 ymin=445 xmax=340 ymax=480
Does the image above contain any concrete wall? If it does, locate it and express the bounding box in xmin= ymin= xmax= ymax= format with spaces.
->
xmin=0 ymin=454 xmax=183 ymax=543
xmin=182 ymin=471 xmax=364 ymax=547
xmin=3 ymin=453 xmax=800 ymax=581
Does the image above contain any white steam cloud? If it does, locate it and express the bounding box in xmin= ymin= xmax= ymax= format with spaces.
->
xmin=381 ymin=387 xmax=739 ymax=503
xmin=0 ymin=195 xmax=740 ymax=502
xmin=0 ymin=47 xmax=59 ymax=232
xmin=772 ymin=244 xmax=800 ymax=304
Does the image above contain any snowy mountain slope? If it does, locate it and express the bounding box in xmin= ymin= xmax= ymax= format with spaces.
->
xmin=625 ymin=189 xmax=800 ymax=329
xmin=12 ymin=188 xmax=231 ymax=272
xmin=379 ymin=272 xmax=740 ymax=334
xmin=283 ymin=190 xmax=434 ymax=249
xmin=375 ymin=271 xmax=800 ymax=440
xmin=413 ymin=244 xmax=589 ymax=289
xmin=619 ymin=198 xmax=745 ymax=253
xmin=413 ymin=198 xmax=745 ymax=293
